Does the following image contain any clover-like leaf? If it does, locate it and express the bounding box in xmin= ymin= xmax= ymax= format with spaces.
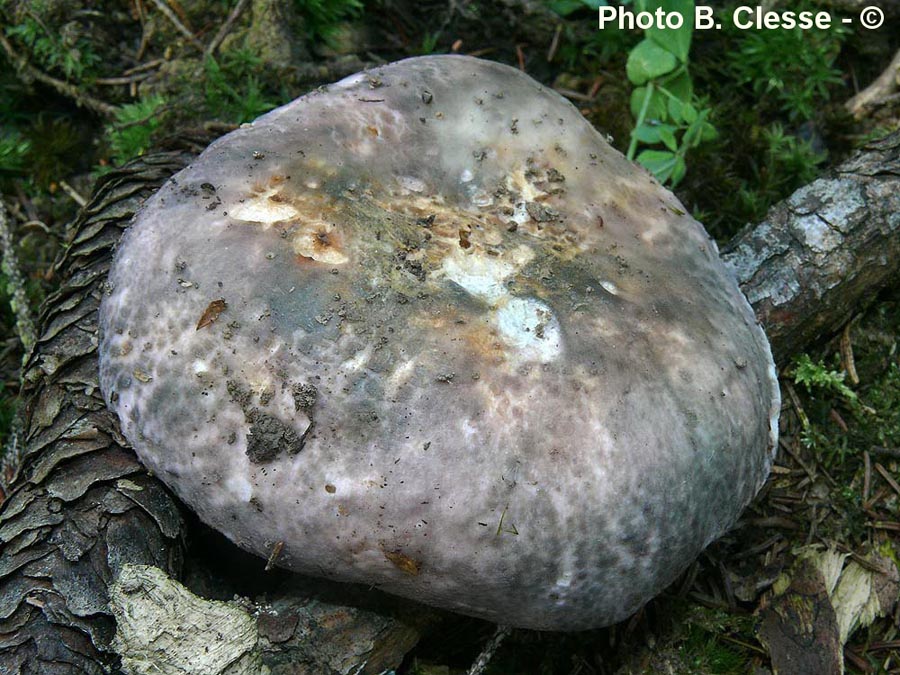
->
xmin=626 ymin=39 xmax=678 ymax=85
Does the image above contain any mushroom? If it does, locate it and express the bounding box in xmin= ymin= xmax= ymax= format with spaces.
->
xmin=98 ymin=55 xmax=779 ymax=631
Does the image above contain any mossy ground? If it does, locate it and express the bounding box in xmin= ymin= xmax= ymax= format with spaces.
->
xmin=1 ymin=0 xmax=899 ymax=672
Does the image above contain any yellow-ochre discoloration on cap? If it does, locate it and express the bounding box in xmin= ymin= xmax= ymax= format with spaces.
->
xmin=98 ymin=55 xmax=780 ymax=631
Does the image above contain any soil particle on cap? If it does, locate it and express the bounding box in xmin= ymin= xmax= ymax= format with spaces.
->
xmin=223 ymin=320 xmax=241 ymax=340
xmin=526 ymin=202 xmax=559 ymax=223
xmin=245 ymin=411 xmax=307 ymax=463
xmin=396 ymin=249 xmax=427 ymax=281
xmin=292 ymin=383 xmax=318 ymax=411
xmin=547 ymin=168 xmax=566 ymax=183
xmin=226 ymin=379 xmax=253 ymax=408
xmin=458 ymin=229 xmax=471 ymax=249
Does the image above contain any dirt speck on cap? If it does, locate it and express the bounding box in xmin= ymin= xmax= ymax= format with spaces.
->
xmin=291 ymin=383 xmax=318 ymax=411
xmin=245 ymin=411 xmax=307 ymax=463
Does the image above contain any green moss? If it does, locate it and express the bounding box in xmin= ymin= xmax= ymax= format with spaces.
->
xmin=787 ymin=291 xmax=900 ymax=478
xmin=793 ymin=353 xmax=858 ymax=403
xmin=0 ymin=129 xmax=30 ymax=177
xmin=679 ymin=625 xmax=748 ymax=674
xmin=673 ymin=606 xmax=758 ymax=675
xmin=724 ymin=7 xmax=848 ymax=122
xmin=203 ymin=49 xmax=279 ymax=124
xmin=295 ymin=0 xmax=363 ymax=42
xmin=104 ymin=95 xmax=167 ymax=166
xmin=861 ymin=361 xmax=900 ymax=449
xmin=1 ymin=64 xmax=93 ymax=189
xmin=3 ymin=0 xmax=102 ymax=81
xmin=0 ymin=269 xmax=24 ymax=451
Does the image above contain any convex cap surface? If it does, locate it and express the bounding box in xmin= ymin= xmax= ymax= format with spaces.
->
xmin=99 ymin=55 xmax=780 ymax=631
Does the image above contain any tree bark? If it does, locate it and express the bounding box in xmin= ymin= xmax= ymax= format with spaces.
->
xmin=1 ymin=130 xmax=899 ymax=674
xmin=1 ymin=154 xmax=189 ymax=675
xmin=722 ymin=131 xmax=900 ymax=364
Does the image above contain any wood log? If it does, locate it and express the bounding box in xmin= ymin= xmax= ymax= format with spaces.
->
xmin=0 ymin=129 xmax=898 ymax=673
xmin=722 ymin=131 xmax=900 ymax=364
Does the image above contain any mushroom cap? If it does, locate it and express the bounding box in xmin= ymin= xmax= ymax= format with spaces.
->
xmin=99 ymin=55 xmax=779 ymax=631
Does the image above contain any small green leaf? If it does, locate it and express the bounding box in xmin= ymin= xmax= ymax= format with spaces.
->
xmin=671 ymin=156 xmax=687 ymax=185
xmin=681 ymin=102 xmax=699 ymax=123
xmin=644 ymin=0 xmax=694 ymax=62
xmin=667 ymin=97 xmax=684 ymax=123
xmin=630 ymin=86 xmax=667 ymax=121
xmin=636 ymin=149 xmax=678 ymax=183
xmin=659 ymin=126 xmax=679 ymax=151
xmin=634 ymin=124 xmax=662 ymax=144
xmin=681 ymin=110 xmax=714 ymax=149
xmin=634 ymin=123 xmax=677 ymax=144
xmin=681 ymin=118 xmax=702 ymax=148
xmin=667 ymin=97 xmax=698 ymax=124
xmin=662 ymin=71 xmax=693 ymax=101
xmin=700 ymin=120 xmax=717 ymax=141
xmin=626 ymin=39 xmax=678 ymax=85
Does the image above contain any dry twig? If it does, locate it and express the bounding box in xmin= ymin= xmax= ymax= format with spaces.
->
xmin=553 ymin=87 xmax=595 ymax=103
xmin=841 ymin=323 xmax=860 ymax=385
xmin=58 ymin=180 xmax=87 ymax=207
xmin=147 ymin=0 xmax=204 ymax=49
xmin=205 ymin=0 xmax=251 ymax=58
xmin=846 ymin=48 xmax=900 ymax=118
xmin=466 ymin=625 xmax=511 ymax=675
xmin=547 ymin=23 xmax=562 ymax=62
xmin=874 ymin=463 xmax=900 ymax=498
xmin=95 ymin=72 xmax=154 ymax=86
xmin=864 ymin=451 xmax=872 ymax=503
xmin=123 ymin=59 xmax=165 ymax=76
xmin=871 ymin=446 xmax=900 ymax=460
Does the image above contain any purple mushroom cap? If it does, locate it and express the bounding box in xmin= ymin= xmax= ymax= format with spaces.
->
xmin=99 ymin=55 xmax=780 ymax=631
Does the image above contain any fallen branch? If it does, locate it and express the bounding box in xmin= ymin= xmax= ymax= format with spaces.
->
xmin=467 ymin=625 xmax=512 ymax=675
xmin=147 ymin=0 xmax=204 ymax=50
xmin=846 ymin=48 xmax=900 ymax=118
xmin=205 ymin=0 xmax=251 ymax=58
xmin=722 ymin=131 xmax=900 ymax=363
